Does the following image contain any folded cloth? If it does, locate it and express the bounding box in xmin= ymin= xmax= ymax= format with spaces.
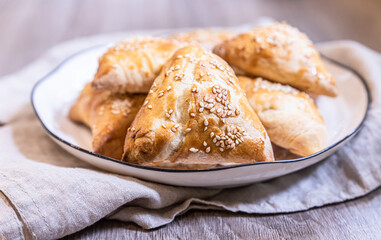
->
xmin=0 ymin=30 xmax=380 ymax=239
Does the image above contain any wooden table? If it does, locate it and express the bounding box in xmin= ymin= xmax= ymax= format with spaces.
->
xmin=1 ymin=0 xmax=380 ymax=239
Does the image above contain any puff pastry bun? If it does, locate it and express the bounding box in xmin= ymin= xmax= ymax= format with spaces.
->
xmin=170 ymin=28 xmax=234 ymax=50
xmin=214 ymin=22 xmax=338 ymax=97
xmin=92 ymin=37 xmax=185 ymax=94
xmin=122 ymin=45 xmax=274 ymax=169
xmin=69 ymin=83 xmax=146 ymax=159
xmin=238 ymin=76 xmax=327 ymax=156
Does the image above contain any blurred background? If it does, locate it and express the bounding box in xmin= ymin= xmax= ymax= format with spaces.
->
xmin=0 ymin=0 xmax=380 ymax=77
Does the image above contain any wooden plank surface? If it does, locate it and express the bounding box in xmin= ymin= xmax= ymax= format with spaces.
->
xmin=67 ymin=188 xmax=381 ymax=240
xmin=0 ymin=0 xmax=380 ymax=239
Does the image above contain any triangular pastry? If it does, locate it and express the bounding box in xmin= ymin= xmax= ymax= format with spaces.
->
xmin=213 ymin=22 xmax=338 ymax=97
xmin=170 ymin=28 xmax=235 ymax=50
xmin=238 ymin=76 xmax=327 ymax=156
xmin=92 ymin=37 xmax=185 ymax=94
xmin=69 ymin=83 xmax=146 ymax=159
xmin=122 ymin=45 xmax=274 ymax=169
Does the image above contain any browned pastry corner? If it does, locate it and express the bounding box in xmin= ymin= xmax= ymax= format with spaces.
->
xmin=122 ymin=44 xmax=274 ymax=169
xmin=91 ymin=36 xmax=186 ymax=94
xmin=238 ymin=76 xmax=327 ymax=156
xmin=170 ymin=28 xmax=235 ymax=50
xmin=69 ymin=83 xmax=146 ymax=159
xmin=213 ymin=22 xmax=338 ymax=97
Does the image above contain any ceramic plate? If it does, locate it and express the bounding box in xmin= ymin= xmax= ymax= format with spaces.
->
xmin=31 ymin=42 xmax=370 ymax=188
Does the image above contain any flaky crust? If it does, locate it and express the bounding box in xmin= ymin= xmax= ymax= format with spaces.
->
xmin=170 ymin=28 xmax=235 ymax=50
xmin=69 ymin=83 xmax=146 ymax=159
xmin=213 ymin=22 xmax=338 ymax=97
xmin=238 ymin=76 xmax=327 ymax=156
xmin=122 ymin=45 xmax=274 ymax=169
xmin=92 ymin=37 xmax=185 ymax=94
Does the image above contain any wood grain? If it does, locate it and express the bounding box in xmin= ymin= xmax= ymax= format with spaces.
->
xmin=1 ymin=0 xmax=380 ymax=239
xmin=65 ymin=188 xmax=381 ymax=240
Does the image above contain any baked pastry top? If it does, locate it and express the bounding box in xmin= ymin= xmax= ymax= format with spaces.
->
xmin=122 ymin=44 xmax=274 ymax=169
xmin=213 ymin=22 xmax=338 ymax=97
xmin=238 ymin=76 xmax=327 ymax=156
xmin=170 ymin=28 xmax=235 ymax=50
xmin=69 ymin=83 xmax=146 ymax=159
xmin=91 ymin=37 xmax=186 ymax=94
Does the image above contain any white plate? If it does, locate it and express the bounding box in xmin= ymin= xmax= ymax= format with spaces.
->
xmin=31 ymin=43 xmax=370 ymax=188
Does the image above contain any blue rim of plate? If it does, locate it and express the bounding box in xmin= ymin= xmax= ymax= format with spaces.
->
xmin=31 ymin=44 xmax=372 ymax=173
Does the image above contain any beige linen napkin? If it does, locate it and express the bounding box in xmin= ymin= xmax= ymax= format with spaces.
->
xmin=0 ymin=32 xmax=380 ymax=239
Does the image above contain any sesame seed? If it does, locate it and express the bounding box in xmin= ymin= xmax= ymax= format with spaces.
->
xmin=168 ymin=109 xmax=173 ymax=114
xmin=162 ymin=124 xmax=166 ymax=129
xmin=174 ymin=124 xmax=180 ymax=128
xmin=149 ymin=90 xmax=154 ymax=93
xmin=199 ymin=108 xmax=204 ymax=113
xmin=219 ymin=148 xmax=224 ymax=152
xmin=213 ymin=138 xmax=217 ymax=143
xmin=177 ymin=55 xmax=183 ymax=58
xmin=210 ymin=132 xmax=215 ymax=138
xmin=203 ymin=141 xmax=207 ymax=146
xmin=171 ymin=127 xmax=177 ymax=132
xmin=166 ymin=113 xmax=171 ymax=118
xmin=207 ymin=73 xmax=211 ymax=76
xmin=158 ymin=92 xmax=164 ymax=97
xmin=190 ymin=113 xmax=196 ymax=117
xmin=189 ymin=148 xmax=199 ymax=153
xmin=167 ymin=86 xmax=172 ymax=91
xmin=143 ymin=100 xmax=148 ymax=106
xmin=206 ymin=147 xmax=211 ymax=153
xmin=199 ymin=102 xmax=204 ymax=108
xmin=204 ymin=127 xmax=208 ymax=131
xmin=153 ymin=83 xmax=157 ymax=87
xmin=147 ymin=105 xmax=152 ymax=109
xmin=204 ymin=119 xmax=209 ymax=126
xmin=186 ymin=128 xmax=191 ymax=132
xmin=200 ymin=73 xmax=204 ymax=77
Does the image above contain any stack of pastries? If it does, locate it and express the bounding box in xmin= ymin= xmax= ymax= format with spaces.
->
xmin=69 ymin=22 xmax=337 ymax=169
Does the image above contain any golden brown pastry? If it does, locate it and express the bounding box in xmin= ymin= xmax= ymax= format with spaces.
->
xmin=122 ymin=45 xmax=274 ymax=169
xmin=238 ymin=76 xmax=327 ymax=156
xmin=170 ymin=28 xmax=235 ymax=50
xmin=91 ymin=37 xmax=186 ymax=94
xmin=213 ymin=22 xmax=338 ymax=97
xmin=69 ymin=83 xmax=146 ymax=159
